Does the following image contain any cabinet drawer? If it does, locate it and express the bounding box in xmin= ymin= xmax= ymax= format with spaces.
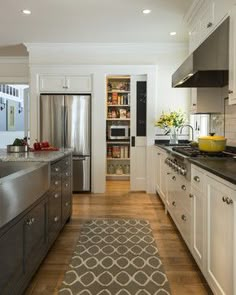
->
xmin=51 ymin=162 xmax=61 ymax=174
xmin=176 ymin=208 xmax=191 ymax=246
xmin=23 ymin=199 xmax=47 ymax=272
xmin=48 ymin=193 xmax=62 ymax=243
xmin=191 ymin=166 xmax=204 ymax=192
xmin=50 ymin=178 xmax=62 ymax=192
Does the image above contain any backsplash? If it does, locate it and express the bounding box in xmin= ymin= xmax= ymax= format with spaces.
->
xmin=225 ymin=98 xmax=236 ymax=147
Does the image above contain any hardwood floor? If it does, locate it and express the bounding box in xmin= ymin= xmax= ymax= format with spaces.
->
xmin=25 ymin=180 xmax=212 ymax=295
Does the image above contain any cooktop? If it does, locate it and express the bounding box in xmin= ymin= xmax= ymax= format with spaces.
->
xmin=172 ymin=146 xmax=236 ymax=158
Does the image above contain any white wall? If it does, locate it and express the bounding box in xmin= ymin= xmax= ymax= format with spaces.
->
xmin=26 ymin=43 xmax=190 ymax=193
xmin=0 ymin=57 xmax=29 ymax=83
xmin=0 ymin=131 xmax=25 ymax=148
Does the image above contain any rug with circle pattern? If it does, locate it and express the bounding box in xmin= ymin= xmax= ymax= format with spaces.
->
xmin=59 ymin=219 xmax=171 ymax=295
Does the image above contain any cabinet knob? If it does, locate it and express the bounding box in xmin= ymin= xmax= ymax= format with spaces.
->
xmin=167 ymin=172 xmax=171 ymax=175
xmin=26 ymin=217 xmax=35 ymax=226
xmin=65 ymin=161 xmax=69 ymax=165
xmin=55 ymin=167 xmax=59 ymax=172
xmin=54 ymin=181 xmax=59 ymax=185
xmin=189 ymin=193 xmax=194 ymax=198
xmin=54 ymin=193 xmax=59 ymax=199
xmin=65 ymin=172 xmax=69 ymax=176
xmin=228 ymin=90 xmax=233 ymax=94
xmin=207 ymin=22 xmax=213 ymax=28
xmin=65 ymin=183 xmax=69 ymax=187
xmin=54 ymin=216 xmax=59 ymax=222
xmin=172 ymin=176 xmax=176 ymax=181
xmin=65 ymin=202 xmax=70 ymax=207
xmin=226 ymin=197 xmax=233 ymax=205
xmin=181 ymin=214 xmax=187 ymax=221
xmin=193 ymin=176 xmax=200 ymax=183
xmin=172 ymin=201 xmax=176 ymax=207
xmin=222 ymin=196 xmax=227 ymax=202
xmin=181 ymin=185 xmax=186 ymax=191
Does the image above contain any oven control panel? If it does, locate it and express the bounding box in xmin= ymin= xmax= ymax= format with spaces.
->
xmin=165 ymin=157 xmax=187 ymax=176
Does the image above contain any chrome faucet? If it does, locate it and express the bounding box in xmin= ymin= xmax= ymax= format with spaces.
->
xmin=179 ymin=124 xmax=194 ymax=141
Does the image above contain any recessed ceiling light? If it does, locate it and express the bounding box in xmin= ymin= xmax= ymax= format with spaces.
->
xmin=21 ymin=9 xmax=31 ymax=15
xmin=170 ymin=32 xmax=177 ymax=36
xmin=143 ymin=9 xmax=151 ymax=14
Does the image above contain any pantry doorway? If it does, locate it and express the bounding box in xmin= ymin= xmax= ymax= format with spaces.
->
xmin=105 ymin=74 xmax=147 ymax=192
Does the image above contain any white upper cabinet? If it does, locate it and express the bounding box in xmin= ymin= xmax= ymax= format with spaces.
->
xmin=39 ymin=75 xmax=92 ymax=93
xmin=186 ymin=0 xmax=234 ymax=54
xmin=229 ymin=5 xmax=236 ymax=105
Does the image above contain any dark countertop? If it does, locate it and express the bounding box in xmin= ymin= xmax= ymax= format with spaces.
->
xmin=154 ymin=141 xmax=236 ymax=185
xmin=189 ymin=158 xmax=236 ymax=185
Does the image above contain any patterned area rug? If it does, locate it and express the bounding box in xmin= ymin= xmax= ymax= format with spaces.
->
xmin=59 ymin=219 xmax=171 ymax=295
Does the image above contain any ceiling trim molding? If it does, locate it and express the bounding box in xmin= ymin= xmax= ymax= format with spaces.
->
xmin=0 ymin=57 xmax=29 ymax=64
xmin=25 ymin=42 xmax=187 ymax=53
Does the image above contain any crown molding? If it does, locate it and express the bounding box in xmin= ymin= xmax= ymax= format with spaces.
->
xmin=0 ymin=56 xmax=29 ymax=64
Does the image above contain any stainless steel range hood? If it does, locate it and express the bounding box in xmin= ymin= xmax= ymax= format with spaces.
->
xmin=172 ymin=17 xmax=229 ymax=88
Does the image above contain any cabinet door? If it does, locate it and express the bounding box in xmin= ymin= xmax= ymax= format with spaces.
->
xmin=24 ymin=199 xmax=47 ymax=273
xmin=155 ymin=149 xmax=161 ymax=195
xmin=0 ymin=220 xmax=24 ymax=294
xmin=191 ymin=187 xmax=204 ymax=271
xmin=61 ymin=178 xmax=72 ymax=225
xmin=39 ymin=75 xmax=66 ymax=92
xmin=206 ymin=177 xmax=235 ymax=295
xmin=48 ymin=191 xmax=62 ymax=244
xmin=66 ymin=76 xmax=91 ymax=92
xmin=229 ymin=6 xmax=236 ymax=105
xmin=200 ymin=1 xmax=215 ymax=41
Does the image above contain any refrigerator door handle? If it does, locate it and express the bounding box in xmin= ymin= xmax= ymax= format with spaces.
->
xmin=73 ymin=157 xmax=86 ymax=161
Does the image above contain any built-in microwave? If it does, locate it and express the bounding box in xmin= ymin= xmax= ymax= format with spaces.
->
xmin=108 ymin=125 xmax=130 ymax=140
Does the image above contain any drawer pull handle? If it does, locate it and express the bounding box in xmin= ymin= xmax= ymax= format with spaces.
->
xmin=193 ymin=176 xmax=200 ymax=183
xmin=172 ymin=201 xmax=176 ymax=207
xmin=181 ymin=214 xmax=187 ymax=221
xmin=157 ymin=153 xmax=161 ymax=155
xmin=54 ymin=216 xmax=59 ymax=222
xmin=189 ymin=193 xmax=194 ymax=198
xmin=172 ymin=176 xmax=176 ymax=181
xmin=54 ymin=193 xmax=59 ymax=199
xmin=63 ymin=86 xmax=68 ymax=89
xmin=167 ymin=172 xmax=171 ymax=175
xmin=181 ymin=185 xmax=186 ymax=191
xmin=228 ymin=89 xmax=233 ymax=94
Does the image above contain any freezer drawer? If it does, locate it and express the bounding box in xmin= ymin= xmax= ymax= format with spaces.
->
xmin=73 ymin=156 xmax=90 ymax=192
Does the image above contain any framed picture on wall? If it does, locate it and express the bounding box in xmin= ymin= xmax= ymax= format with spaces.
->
xmin=7 ymin=100 xmax=17 ymax=131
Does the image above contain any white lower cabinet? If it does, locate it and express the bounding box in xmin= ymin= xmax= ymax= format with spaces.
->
xmin=191 ymin=187 xmax=204 ymax=271
xmin=190 ymin=164 xmax=236 ymax=295
xmin=205 ymin=175 xmax=235 ymax=295
xmin=154 ymin=146 xmax=168 ymax=204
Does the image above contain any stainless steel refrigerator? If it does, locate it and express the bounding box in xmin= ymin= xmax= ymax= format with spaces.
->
xmin=40 ymin=94 xmax=91 ymax=192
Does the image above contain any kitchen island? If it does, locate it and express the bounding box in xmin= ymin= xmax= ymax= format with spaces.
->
xmin=0 ymin=149 xmax=73 ymax=295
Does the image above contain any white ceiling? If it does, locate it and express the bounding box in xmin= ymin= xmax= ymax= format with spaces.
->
xmin=0 ymin=0 xmax=194 ymax=54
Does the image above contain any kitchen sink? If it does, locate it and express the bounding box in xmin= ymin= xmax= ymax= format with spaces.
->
xmin=0 ymin=161 xmax=50 ymax=228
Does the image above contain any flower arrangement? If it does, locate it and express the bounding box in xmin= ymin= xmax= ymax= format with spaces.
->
xmin=155 ymin=110 xmax=186 ymax=134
